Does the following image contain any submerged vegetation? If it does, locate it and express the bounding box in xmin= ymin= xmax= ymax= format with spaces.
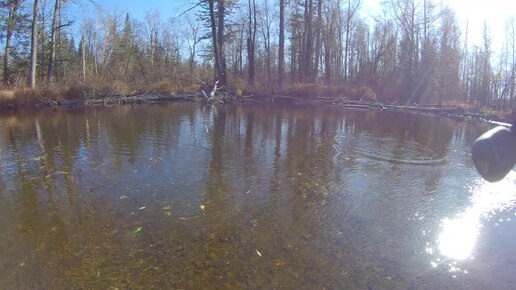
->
xmin=0 ymin=103 xmax=502 ymax=289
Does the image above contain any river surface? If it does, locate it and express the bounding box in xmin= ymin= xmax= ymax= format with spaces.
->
xmin=0 ymin=103 xmax=515 ymax=289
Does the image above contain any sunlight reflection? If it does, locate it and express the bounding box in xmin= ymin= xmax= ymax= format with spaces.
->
xmin=438 ymin=171 xmax=516 ymax=261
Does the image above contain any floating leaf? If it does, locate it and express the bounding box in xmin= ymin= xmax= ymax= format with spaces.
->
xmin=133 ymin=227 xmax=143 ymax=234
xmin=200 ymin=204 xmax=206 ymax=210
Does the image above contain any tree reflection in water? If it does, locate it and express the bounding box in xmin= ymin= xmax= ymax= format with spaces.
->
xmin=0 ymin=103 xmax=513 ymax=289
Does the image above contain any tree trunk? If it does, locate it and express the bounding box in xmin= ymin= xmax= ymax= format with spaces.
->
xmin=208 ymin=0 xmax=220 ymax=84
xmin=238 ymin=24 xmax=244 ymax=72
xmin=302 ymin=0 xmax=313 ymax=82
xmin=3 ymin=28 xmax=12 ymax=87
xmin=82 ymin=35 xmax=87 ymax=83
xmin=278 ymin=0 xmax=285 ymax=89
xmin=314 ymin=0 xmax=322 ymax=82
xmin=29 ymin=0 xmax=39 ymax=88
xmin=265 ymin=26 xmax=271 ymax=82
xmin=3 ymin=1 xmax=16 ymax=87
xmin=216 ymin=0 xmax=227 ymax=86
xmin=247 ymin=0 xmax=257 ymax=87
xmin=324 ymin=36 xmax=331 ymax=85
xmin=47 ymin=0 xmax=59 ymax=83
xmin=344 ymin=10 xmax=351 ymax=81
xmin=208 ymin=0 xmax=227 ymax=86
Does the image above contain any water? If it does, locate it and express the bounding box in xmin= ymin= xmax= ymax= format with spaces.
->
xmin=0 ymin=103 xmax=515 ymax=289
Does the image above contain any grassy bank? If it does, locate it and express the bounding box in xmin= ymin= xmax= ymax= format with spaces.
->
xmin=0 ymin=82 xmax=203 ymax=111
xmin=0 ymin=86 xmax=92 ymax=110
xmin=1 ymin=83 xmax=514 ymax=124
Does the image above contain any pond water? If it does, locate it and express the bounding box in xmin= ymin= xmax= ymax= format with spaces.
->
xmin=0 ymin=103 xmax=515 ymax=289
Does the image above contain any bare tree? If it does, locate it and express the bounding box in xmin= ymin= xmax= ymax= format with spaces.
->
xmin=29 ymin=0 xmax=39 ymax=88
xmin=207 ymin=0 xmax=228 ymax=86
xmin=301 ymin=0 xmax=313 ymax=81
xmin=278 ymin=0 xmax=285 ymax=89
xmin=313 ymin=0 xmax=322 ymax=82
xmin=247 ymin=0 xmax=257 ymax=87
xmin=184 ymin=14 xmax=201 ymax=76
xmin=343 ymin=0 xmax=360 ymax=81
xmin=259 ymin=0 xmax=274 ymax=83
xmin=2 ymin=0 xmax=25 ymax=86
xmin=47 ymin=0 xmax=59 ymax=83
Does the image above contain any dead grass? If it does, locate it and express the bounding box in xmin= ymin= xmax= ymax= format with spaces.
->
xmin=283 ymin=83 xmax=377 ymax=102
xmin=0 ymin=90 xmax=16 ymax=109
xmin=0 ymin=85 xmax=96 ymax=110
xmin=0 ymin=90 xmax=15 ymax=99
xmin=229 ymin=78 xmax=248 ymax=92
xmin=148 ymin=80 xmax=178 ymax=95
xmin=62 ymin=85 xmax=93 ymax=100
xmin=176 ymin=83 xmax=202 ymax=94
xmin=439 ymin=100 xmax=476 ymax=110
xmin=111 ymin=81 xmax=132 ymax=95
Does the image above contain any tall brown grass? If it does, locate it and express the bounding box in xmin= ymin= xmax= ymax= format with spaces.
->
xmin=0 ymin=81 xmax=208 ymax=110
xmin=0 ymin=85 xmax=95 ymax=110
xmin=283 ymin=83 xmax=378 ymax=102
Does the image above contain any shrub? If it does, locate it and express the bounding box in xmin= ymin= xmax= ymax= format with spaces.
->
xmin=283 ymin=83 xmax=325 ymax=98
xmin=63 ymin=85 xmax=92 ymax=101
xmin=0 ymin=90 xmax=16 ymax=109
xmin=183 ymin=83 xmax=202 ymax=93
xmin=148 ymin=80 xmax=177 ymax=94
xmin=354 ymin=87 xmax=377 ymax=102
xmin=283 ymin=83 xmax=378 ymax=102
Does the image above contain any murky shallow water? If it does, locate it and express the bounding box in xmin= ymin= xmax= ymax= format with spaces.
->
xmin=0 ymin=103 xmax=515 ymax=289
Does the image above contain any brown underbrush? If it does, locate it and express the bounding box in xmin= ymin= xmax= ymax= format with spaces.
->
xmin=0 ymin=85 xmax=95 ymax=110
xmin=283 ymin=83 xmax=378 ymax=102
xmin=0 ymin=82 xmax=205 ymax=111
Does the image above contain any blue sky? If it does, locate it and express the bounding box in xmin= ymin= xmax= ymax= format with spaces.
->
xmin=75 ymin=0 xmax=194 ymax=19
xmin=70 ymin=0 xmax=515 ymax=52
xmin=362 ymin=0 xmax=516 ymax=52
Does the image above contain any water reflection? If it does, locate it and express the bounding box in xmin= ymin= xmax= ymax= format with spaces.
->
xmin=0 ymin=103 xmax=514 ymax=289
xmin=437 ymin=172 xmax=516 ymax=261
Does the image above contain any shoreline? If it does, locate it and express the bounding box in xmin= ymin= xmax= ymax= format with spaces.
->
xmin=0 ymin=90 xmax=513 ymax=125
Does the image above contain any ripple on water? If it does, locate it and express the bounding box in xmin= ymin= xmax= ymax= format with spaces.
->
xmin=1 ymin=104 xmax=515 ymax=289
xmin=350 ymin=136 xmax=445 ymax=165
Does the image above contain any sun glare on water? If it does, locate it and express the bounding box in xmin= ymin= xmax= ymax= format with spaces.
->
xmin=437 ymin=171 xmax=516 ymax=261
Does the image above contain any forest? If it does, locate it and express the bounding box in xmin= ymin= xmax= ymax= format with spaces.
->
xmin=0 ymin=0 xmax=515 ymax=108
